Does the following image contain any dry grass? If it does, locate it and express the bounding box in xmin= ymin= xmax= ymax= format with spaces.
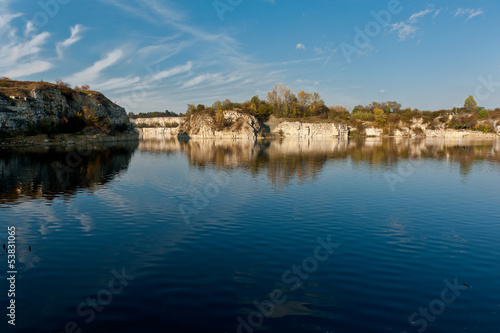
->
xmin=0 ymin=78 xmax=102 ymax=100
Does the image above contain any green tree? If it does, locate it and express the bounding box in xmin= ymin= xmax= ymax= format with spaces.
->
xmin=464 ymin=95 xmax=478 ymax=111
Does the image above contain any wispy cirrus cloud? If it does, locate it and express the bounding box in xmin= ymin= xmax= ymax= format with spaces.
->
xmin=455 ymin=8 xmax=484 ymax=21
xmin=65 ymin=48 xmax=124 ymax=85
xmin=149 ymin=61 xmax=192 ymax=82
xmin=3 ymin=60 xmax=53 ymax=78
xmin=408 ymin=8 xmax=434 ymax=24
xmin=56 ymin=24 xmax=86 ymax=57
xmin=390 ymin=7 xmax=437 ymax=41
xmin=0 ymin=1 xmax=53 ymax=78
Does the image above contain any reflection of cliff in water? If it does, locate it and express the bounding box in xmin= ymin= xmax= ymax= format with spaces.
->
xmin=0 ymin=142 xmax=138 ymax=204
xmin=140 ymin=138 xmax=500 ymax=187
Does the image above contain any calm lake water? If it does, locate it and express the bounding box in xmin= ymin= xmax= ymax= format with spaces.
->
xmin=1 ymin=138 xmax=500 ymax=333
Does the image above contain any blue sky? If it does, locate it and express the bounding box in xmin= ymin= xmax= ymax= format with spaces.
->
xmin=1 ymin=0 xmax=499 ymax=114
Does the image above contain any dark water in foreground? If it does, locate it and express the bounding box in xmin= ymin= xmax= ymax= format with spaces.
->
xmin=1 ymin=138 xmax=499 ymax=333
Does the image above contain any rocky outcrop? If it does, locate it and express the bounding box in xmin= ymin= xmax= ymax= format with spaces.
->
xmin=0 ymin=80 xmax=134 ymax=135
xmin=365 ymin=127 xmax=384 ymax=137
xmin=273 ymin=121 xmax=350 ymax=138
xmin=133 ymin=111 xmax=499 ymax=141
xmin=138 ymin=127 xmax=178 ymax=140
xmin=177 ymin=110 xmax=262 ymax=140
xmin=130 ymin=117 xmax=184 ymax=127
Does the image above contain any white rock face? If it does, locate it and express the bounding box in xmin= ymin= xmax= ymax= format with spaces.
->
xmin=138 ymin=127 xmax=178 ymax=140
xmin=133 ymin=112 xmax=500 ymax=141
xmin=425 ymin=129 xmax=497 ymax=138
xmin=365 ymin=127 xmax=383 ymax=137
xmin=274 ymin=121 xmax=350 ymax=138
xmin=130 ymin=117 xmax=184 ymax=127
xmin=177 ymin=111 xmax=262 ymax=140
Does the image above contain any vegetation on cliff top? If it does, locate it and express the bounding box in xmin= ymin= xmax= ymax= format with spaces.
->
xmin=0 ymin=77 xmax=102 ymax=100
xmin=128 ymin=110 xmax=178 ymax=119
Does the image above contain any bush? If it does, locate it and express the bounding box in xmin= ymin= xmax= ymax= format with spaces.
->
xmin=478 ymin=109 xmax=488 ymax=119
xmin=75 ymin=84 xmax=90 ymax=91
xmin=474 ymin=123 xmax=493 ymax=133
xmin=55 ymin=78 xmax=71 ymax=88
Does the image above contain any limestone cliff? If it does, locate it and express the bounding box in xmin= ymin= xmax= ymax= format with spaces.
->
xmin=176 ymin=110 xmax=262 ymax=140
xmin=130 ymin=117 xmax=184 ymax=127
xmin=273 ymin=121 xmax=350 ymax=139
xmin=0 ymin=79 xmax=134 ymax=135
xmin=132 ymin=111 xmax=499 ymax=141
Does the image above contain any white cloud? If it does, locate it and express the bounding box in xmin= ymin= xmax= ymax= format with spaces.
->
xmin=0 ymin=1 xmax=54 ymax=78
xmin=380 ymin=89 xmax=386 ymax=93
xmin=149 ymin=61 xmax=192 ymax=82
xmin=56 ymin=24 xmax=85 ymax=57
xmin=93 ymin=76 xmax=141 ymax=91
xmin=455 ymin=8 xmax=484 ymax=21
xmin=296 ymin=43 xmax=306 ymax=50
xmin=182 ymin=73 xmax=220 ymax=88
xmin=0 ymin=31 xmax=53 ymax=78
xmin=25 ymin=21 xmax=35 ymax=36
xmin=4 ymin=60 xmax=53 ymax=77
xmin=408 ymin=9 xmax=434 ymax=23
xmin=0 ymin=12 xmax=21 ymax=29
xmin=390 ymin=8 xmax=438 ymax=42
xmin=65 ymin=48 xmax=124 ymax=84
xmin=389 ymin=22 xmax=418 ymax=41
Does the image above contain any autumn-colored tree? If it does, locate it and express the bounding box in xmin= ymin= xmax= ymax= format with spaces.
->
xmin=374 ymin=108 xmax=387 ymax=126
xmin=464 ymin=95 xmax=478 ymax=112
xmin=310 ymin=92 xmax=322 ymax=115
xmin=266 ymin=84 xmax=297 ymax=117
xmin=297 ymin=90 xmax=312 ymax=116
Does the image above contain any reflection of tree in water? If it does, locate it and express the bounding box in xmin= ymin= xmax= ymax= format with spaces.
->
xmin=176 ymin=138 xmax=500 ymax=188
xmin=0 ymin=143 xmax=138 ymax=204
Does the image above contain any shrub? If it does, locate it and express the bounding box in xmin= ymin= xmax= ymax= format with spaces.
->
xmin=75 ymin=84 xmax=90 ymax=91
xmin=478 ymin=109 xmax=488 ymax=119
xmin=55 ymin=78 xmax=71 ymax=88
xmin=474 ymin=123 xmax=493 ymax=133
